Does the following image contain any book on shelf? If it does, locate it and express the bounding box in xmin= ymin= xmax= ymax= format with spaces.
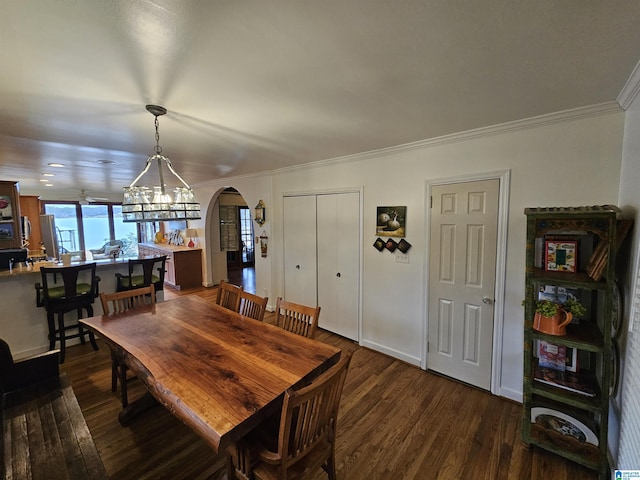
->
xmin=545 ymin=239 xmax=578 ymax=272
xmin=538 ymin=341 xmax=566 ymax=371
xmin=534 ymin=366 xmax=597 ymax=397
xmin=537 ymin=285 xmax=577 ymax=303
xmin=541 ymin=233 xmax=595 ymax=273
xmin=534 ymin=237 xmax=544 ymax=268
xmin=585 ymin=219 xmax=634 ymax=281
xmin=565 ymin=347 xmax=578 ymax=373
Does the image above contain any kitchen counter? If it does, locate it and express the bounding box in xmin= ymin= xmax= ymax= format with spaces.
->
xmin=0 ymin=257 xmax=164 ymax=359
xmin=0 ymin=257 xmax=130 ymax=278
xmin=137 ymin=242 xmax=198 ymax=253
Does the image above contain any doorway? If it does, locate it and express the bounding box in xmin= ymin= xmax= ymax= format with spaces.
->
xmin=223 ymin=206 xmax=255 ymax=270
xmin=425 ymin=171 xmax=509 ymax=394
xmin=218 ymin=188 xmax=256 ymax=293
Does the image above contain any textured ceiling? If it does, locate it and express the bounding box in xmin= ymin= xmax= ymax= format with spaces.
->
xmin=1 ymin=0 xmax=640 ymax=201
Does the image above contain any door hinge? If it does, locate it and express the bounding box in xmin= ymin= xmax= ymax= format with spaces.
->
xmin=430 ymin=196 xmax=432 ymax=208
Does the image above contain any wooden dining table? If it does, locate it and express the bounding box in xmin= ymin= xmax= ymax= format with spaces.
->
xmin=80 ymin=295 xmax=342 ymax=453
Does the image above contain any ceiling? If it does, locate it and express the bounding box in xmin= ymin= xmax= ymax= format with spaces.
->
xmin=2 ymin=1 xmax=640 ymax=202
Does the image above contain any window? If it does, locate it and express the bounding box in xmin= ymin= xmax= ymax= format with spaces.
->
xmin=113 ymin=205 xmax=138 ymax=256
xmin=43 ymin=201 xmax=138 ymax=258
xmin=44 ymin=203 xmax=81 ymax=258
xmin=239 ymin=207 xmax=255 ymax=264
xmin=81 ymin=204 xmax=111 ymax=250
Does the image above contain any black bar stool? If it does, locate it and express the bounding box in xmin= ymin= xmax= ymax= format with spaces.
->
xmin=35 ymin=263 xmax=100 ymax=363
xmin=115 ymin=256 xmax=167 ymax=294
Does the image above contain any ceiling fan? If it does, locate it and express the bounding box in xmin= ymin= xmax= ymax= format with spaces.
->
xmin=78 ymin=189 xmax=109 ymax=205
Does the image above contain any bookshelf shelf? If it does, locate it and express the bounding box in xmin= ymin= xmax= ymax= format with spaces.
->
xmin=522 ymin=205 xmax=631 ymax=480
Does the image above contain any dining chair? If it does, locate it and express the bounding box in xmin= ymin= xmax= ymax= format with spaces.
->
xmin=115 ymin=255 xmax=167 ymax=294
xmin=238 ymin=291 xmax=268 ymax=321
xmin=228 ymin=351 xmax=352 ymax=480
xmin=100 ymin=285 xmax=155 ymax=408
xmin=35 ymin=263 xmax=100 ymax=363
xmin=274 ymin=297 xmax=321 ymax=339
xmin=216 ymin=279 xmax=243 ymax=312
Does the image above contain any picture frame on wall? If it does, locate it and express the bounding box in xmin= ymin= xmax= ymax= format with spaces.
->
xmin=385 ymin=238 xmax=398 ymax=252
xmin=373 ymin=238 xmax=385 ymax=252
xmin=397 ymin=238 xmax=412 ymax=253
xmin=376 ymin=206 xmax=406 ymax=238
xmin=0 ymin=222 xmax=14 ymax=239
xmin=0 ymin=195 xmax=13 ymax=222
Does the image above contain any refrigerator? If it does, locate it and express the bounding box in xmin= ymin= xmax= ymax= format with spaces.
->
xmin=40 ymin=214 xmax=59 ymax=260
xmin=20 ymin=215 xmax=31 ymax=248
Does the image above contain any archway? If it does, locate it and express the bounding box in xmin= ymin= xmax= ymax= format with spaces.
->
xmin=207 ymin=187 xmax=256 ymax=293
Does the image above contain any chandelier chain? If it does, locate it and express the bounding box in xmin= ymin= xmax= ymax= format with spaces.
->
xmin=154 ymin=115 xmax=162 ymax=154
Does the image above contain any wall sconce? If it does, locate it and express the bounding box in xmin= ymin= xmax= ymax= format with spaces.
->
xmin=254 ymin=200 xmax=266 ymax=226
xmin=259 ymin=231 xmax=268 ymax=257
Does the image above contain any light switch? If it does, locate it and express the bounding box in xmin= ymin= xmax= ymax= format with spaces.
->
xmin=395 ymin=253 xmax=409 ymax=263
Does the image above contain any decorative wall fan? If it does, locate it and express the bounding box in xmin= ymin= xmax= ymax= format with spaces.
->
xmin=78 ymin=189 xmax=109 ymax=205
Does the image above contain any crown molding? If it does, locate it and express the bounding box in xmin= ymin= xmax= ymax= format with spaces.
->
xmin=307 ymin=102 xmax=623 ymax=168
xmin=617 ymin=59 xmax=640 ymax=110
xmin=211 ymin=101 xmax=623 ymax=183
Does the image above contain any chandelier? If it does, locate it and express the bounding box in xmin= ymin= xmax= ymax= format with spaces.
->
xmin=122 ymin=105 xmax=201 ymax=223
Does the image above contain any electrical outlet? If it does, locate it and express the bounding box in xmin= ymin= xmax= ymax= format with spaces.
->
xmin=395 ymin=253 xmax=409 ymax=263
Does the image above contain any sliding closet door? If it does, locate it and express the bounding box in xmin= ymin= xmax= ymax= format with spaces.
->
xmin=283 ymin=195 xmax=317 ymax=307
xmin=317 ymin=192 xmax=360 ymax=340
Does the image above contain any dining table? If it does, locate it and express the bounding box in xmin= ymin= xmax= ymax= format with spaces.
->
xmin=80 ymin=295 xmax=342 ymax=453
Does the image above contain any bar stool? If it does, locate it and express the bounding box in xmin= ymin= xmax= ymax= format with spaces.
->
xmin=115 ymin=256 xmax=167 ymax=294
xmin=35 ymin=263 xmax=100 ymax=363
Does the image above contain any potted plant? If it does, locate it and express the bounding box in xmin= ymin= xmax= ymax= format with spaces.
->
xmin=533 ymin=297 xmax=585 ymax=336
xmin=562 ymin=296 xmax=587 ymax=319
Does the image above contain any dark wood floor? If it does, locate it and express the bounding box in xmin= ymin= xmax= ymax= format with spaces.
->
xmin=227 ymin=266 xmax=256 ymax=294
xmin=59 ymin=285 xmax=598 ymax=480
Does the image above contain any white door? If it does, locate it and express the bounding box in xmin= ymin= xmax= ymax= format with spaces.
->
xmin=428 ymin=179 xmax=499 ymax=390
xmin=283 ymin=195 xmax=318 ymax=307
xmin=317 ymin=192 xmax=360 ymax=340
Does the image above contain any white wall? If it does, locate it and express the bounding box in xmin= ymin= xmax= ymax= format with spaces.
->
xmin=194 ymin=109 xmax=624 ymax=400
xmin=615 ymin=83 xmax=640 ymax=468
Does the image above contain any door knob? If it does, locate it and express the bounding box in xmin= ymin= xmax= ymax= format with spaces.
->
xmin=296 ymin=265 xmax=300 ymax=269
xmin=336 ymin=272 xmax=341 ymax=277
xmin=482 ymin=296 xmax=493 ymax=305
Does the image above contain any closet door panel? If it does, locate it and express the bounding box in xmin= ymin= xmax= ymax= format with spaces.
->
xmin=283 ymin=195 xmax=317 ymax=307
xmin=317 ymin=192 xmax=359 ymax=340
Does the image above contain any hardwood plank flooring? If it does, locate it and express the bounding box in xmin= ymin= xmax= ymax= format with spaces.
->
xmin=58 ymin=285 xmax=598 ymax=479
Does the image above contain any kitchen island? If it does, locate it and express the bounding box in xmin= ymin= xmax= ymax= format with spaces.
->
xmin=0 ymin=257 xmax=164 ymax=359
xmin=137 ymin=243 xmax=203 ymax=289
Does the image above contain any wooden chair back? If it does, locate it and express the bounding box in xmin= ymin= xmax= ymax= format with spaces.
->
xmin=238 ymin=291 xmax=268 ymax=321
xmin=274 ymin=297 xmax=321 ymax=339
xmin=100 ymin=285 xmax=156 ymax=315
xmin=229 ymin=352 xmax=352 ymax=480
xmin=216 ymin=280 xmax=243 ymax=312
